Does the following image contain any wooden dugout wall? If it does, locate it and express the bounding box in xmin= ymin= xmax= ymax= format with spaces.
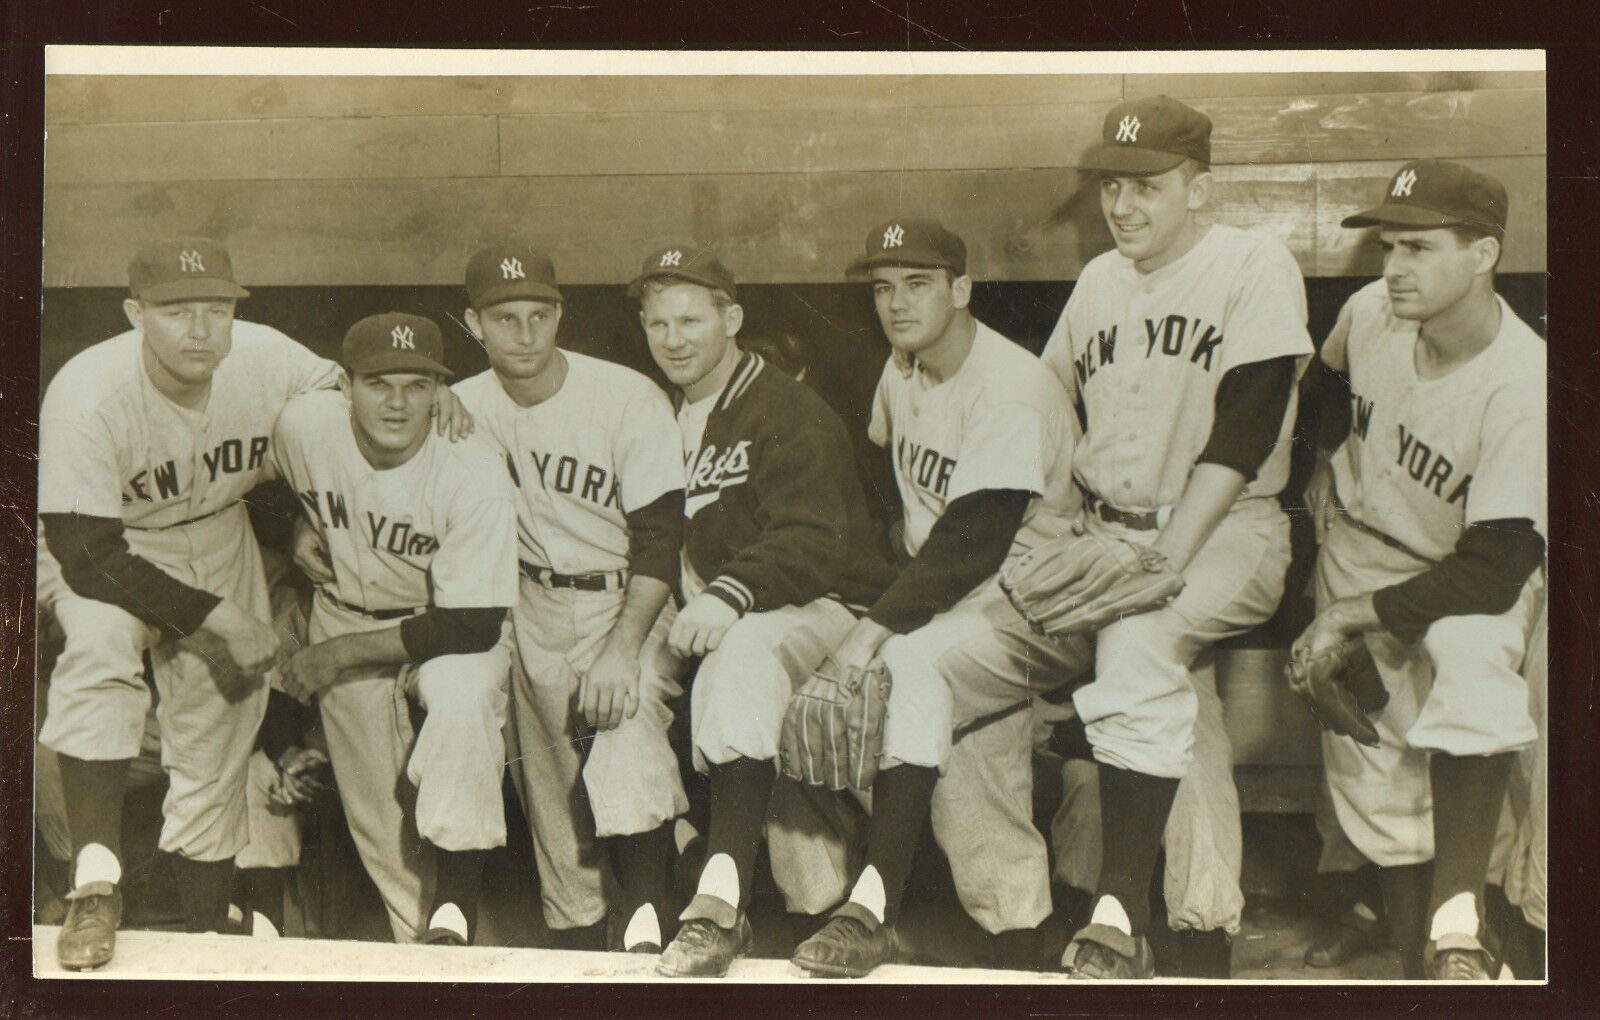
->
xmin=43 ymin=70 xmax=1546 ymax=289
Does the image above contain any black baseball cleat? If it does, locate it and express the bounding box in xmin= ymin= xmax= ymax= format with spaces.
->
xmin=57 ymin=882 xmax=122 ymax=971
xmin=1424 ymin=932 xmax=1496 ymax=980
xmin=656 ymin=915 xmax=753 ymax=978
xmin=791 ymin=915 xmax=899 ymax=978
xmin=1062 ymin=923 xmax=1157 ymax=980
xmin=1304 ymin=908 xmax=1385 ymax=968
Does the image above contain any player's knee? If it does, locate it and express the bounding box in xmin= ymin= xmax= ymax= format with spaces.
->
xmin=416 ymin=655 xmax=507 ymax=719
xmin=1423 ymin=614 xmax=1523 ymax=675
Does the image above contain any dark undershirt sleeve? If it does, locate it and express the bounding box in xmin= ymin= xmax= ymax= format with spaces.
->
xmin=866 ymin=488 xmax=1032 ymax=635
xmin=257 ymin=688 xmax=309 ymax=764
xmin=1304 ymin=356 xmax=1354 ymax=457
xmin=1372 ymin=519 xmax=1546 ymax=645
xmin=41 ymin=512 xmax=222 ymax=641
xmin=1196 ymin=356 xmax=1298 ymax=480
xmin=624 ymin=490 xmax=685 ymax=588
xmin=399 ymin=606 xmax=509 ymax=661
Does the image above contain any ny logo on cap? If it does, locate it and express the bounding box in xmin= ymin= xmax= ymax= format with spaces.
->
xmin=1392 ymin=169 xmax=1418 ymax=198
xmin=659 ymin=250 xmax=683 ymax=267
xmin=500 ymin=257 xmax=525 ymax=280
xmin=179 ymin=250 xmax=205 ymax=273
xmin=391 ymin=324 xmax=415 ymax=350
xmin=1116 ymin=115 xmax=1142 ymax=144
xmin=882 ymin=224 xmax=905 ymax=249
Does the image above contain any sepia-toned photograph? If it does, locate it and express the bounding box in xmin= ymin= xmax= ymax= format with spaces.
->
xmin=31 ymin=47 xmax=1547 ymax=984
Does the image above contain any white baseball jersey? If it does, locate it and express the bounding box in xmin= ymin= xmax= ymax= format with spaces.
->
xmin=271 ymin=389 xmax=518 ymax=616
xmin=453 ymin=352 xmax=683 ymax=576
xmin=1040 ymin=224 xmax=1313 ymax=511
xmin=1323 ymin=280 xmax=1547 ymax=561
xmin=39 ymin=321 xmax=342 ymax=535
xmin=869 ymin=320 xmax=1080 ymax=561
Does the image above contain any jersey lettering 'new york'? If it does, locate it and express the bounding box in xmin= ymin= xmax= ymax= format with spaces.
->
xmin=869 ymin=321 xmax=1080 ymax=561
xmin=1323 ymin=280 xmax=1547 ymax=561
xmin=272 ymin=389 xmax=518 ymax=613
xmin=1041 ymin=224 xmax=1313 ymax=510
xmin=453 ymin=352 xmax=682 ymax=576
xmin=38 ymin=321 xmax=342 ymax=534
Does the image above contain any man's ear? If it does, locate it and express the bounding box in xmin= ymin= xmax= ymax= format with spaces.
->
xmin=1473 ymin=235 xmax=1502 ymax=276
xmin=1185 ymin=170 xmax=1214 ymax=211
xmin=724 ymin=303 xmax=745 ymax=338
xmin=951 ymin=274 xmax=973 ymax=310
xmin=464 ymin=308 xmax=483 ymax=341
xmin=123 ymin=298 xmax=144 ymax=332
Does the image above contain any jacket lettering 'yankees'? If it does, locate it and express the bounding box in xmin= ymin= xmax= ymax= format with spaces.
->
xmin=1324 ymin=279 xmax=1547 ymax=562
xmin=678 ymin=352 xmax=892 ymax=615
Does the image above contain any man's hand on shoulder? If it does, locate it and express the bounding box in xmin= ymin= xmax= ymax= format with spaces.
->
xmin=668 ymin=593 xmax=739 ymax=657
xmin=433 ymin=386 xmax=475 ymax=440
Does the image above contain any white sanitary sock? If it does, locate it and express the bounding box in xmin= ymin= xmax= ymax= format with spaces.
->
xmin=623 ymin=903 xmax=661 ymax=949
xmin=846 ymin=865 xmax=887 ymax=926
xmin=73 ymin=843 xmax=121 ymax=889
xmin=1429 ymin=892 xmax=1479 ymax=942
xmin=428 ymin=902 xmax=470 ymax=942
xmin=1090 ymin=895 xmax=1133 ymax=937
xmin=251 ymin=911 xmax=281 ymax=939
xmin=696 ymin=852 xmax=740 ymax=912
xmin=674 ymin=818 xmax=700 ymax=856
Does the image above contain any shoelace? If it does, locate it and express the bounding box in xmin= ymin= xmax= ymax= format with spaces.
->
xmin=812 ymin=917 xmax=869 ymax=950
xmin=67 ymin=894 xmax=117 ymax=929
xmin=1070 ymin=940 xmax=1121 ymax=978
xmin=1437 ymin=948 xmax=1491 ymax=980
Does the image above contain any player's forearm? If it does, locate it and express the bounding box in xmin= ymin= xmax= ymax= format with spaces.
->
xmin=1152 ymin=463 xmax=1249 ymax=573
xmin=42 ymin=511 xmax=223 ymax=640
xmin=317 ymin=625 xmax=412 ymax=672
xmin=605 ymin=575 xmax=671 ymax=659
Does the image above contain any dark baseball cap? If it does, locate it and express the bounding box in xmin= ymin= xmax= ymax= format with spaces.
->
xmin=627 ymin=246 xmax=737 ymax=300
xmin=1081 ymin=95 xmax=1212 ymax=177
xmin=128 ymin=237 xmax=251 ymax=304
xmin=466 ymin=245 xmax=562 ymax=309
xmin=342 ymin=312 xmax=453 ymax=379
xmin=845 ymin=218 xmax=967 ymax=279
xmin=1341 ymin=159 xmax=1508 ymax=238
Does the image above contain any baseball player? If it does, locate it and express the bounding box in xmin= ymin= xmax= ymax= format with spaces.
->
xmin=273 ymin=313 xmax=519 ymax=946
xmin=37 ymin=237 xmax=350 ymax=969
xmin=452 ymin=245 xmax=689 ymax=953
xmin=765 ymin=219 xmax=1090 ymax=978
xmin=628 ymin=246 xmax=893 ymax=978
xmin=1295 ymin=160 xmax=1546 ymax=980
xmin=1037 ymin=95 xmax=1312 ymax=978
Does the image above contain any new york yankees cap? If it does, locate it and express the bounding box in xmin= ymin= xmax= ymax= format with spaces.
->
xmin=342 ymin=312 xmax=453 ymax=378
xmin=845 ymin=218 xmax=967 ymax=279
xmin=1341 ymin=159 xmax=1508 ymax=238
xmin=627 ymin=245 xmax=737 ymax=300
xmin=128 ymin=237 xmax=250 ymax=303
xmin=1080 ymin=95 xmax=1211 ymax=176
xmin=466 ymin=244 xmax=562 ymax=308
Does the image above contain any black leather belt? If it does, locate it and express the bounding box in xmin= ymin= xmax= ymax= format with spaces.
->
xmin=1079 ymin=483 xmax=1162 ymax=531
xmin=519 ymin=563 xmax=627 ymax=592
xmin=320 ymin=590 xmax=425 ymax=621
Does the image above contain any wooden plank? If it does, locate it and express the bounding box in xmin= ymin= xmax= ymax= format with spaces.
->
xmin=45 ymin=116 xmax=500 ymax=184
xmin=1313 ymin=155 xmax=1546 ymax=276
xmin=1199 ymin=89 xmax=1544 ymax=165
xmin=498 ymin=102 xmax=1107 ymax=177
xmin=45 ymin=74 xmax=1124 ymax=125
xmin=1126 ymin=70 xmax=1544 ymax=100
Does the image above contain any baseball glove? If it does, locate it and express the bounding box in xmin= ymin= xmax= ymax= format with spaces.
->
xmin=778 ymin=656 xmax=892 ymax=793
xmin=1285 ymin=637 xmax=1391 ymax=747
xmin=1000 ymin=531 xmax=1185 ymax=638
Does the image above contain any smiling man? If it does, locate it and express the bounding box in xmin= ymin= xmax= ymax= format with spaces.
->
xmin=452 ymin=246 xmax=690 ymax=954
xmin=1038 ymin=95 xmax=1313 ymax=978
xmin=272 ymin=312 xmax=518 ymax=947
xmin=38 ymin=238 xmax=349 ymax=969
xmin=1294 ymin=160 xmax=1546 ymax=980
xmin=631 ymin=246 xmax=894 ymax=978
